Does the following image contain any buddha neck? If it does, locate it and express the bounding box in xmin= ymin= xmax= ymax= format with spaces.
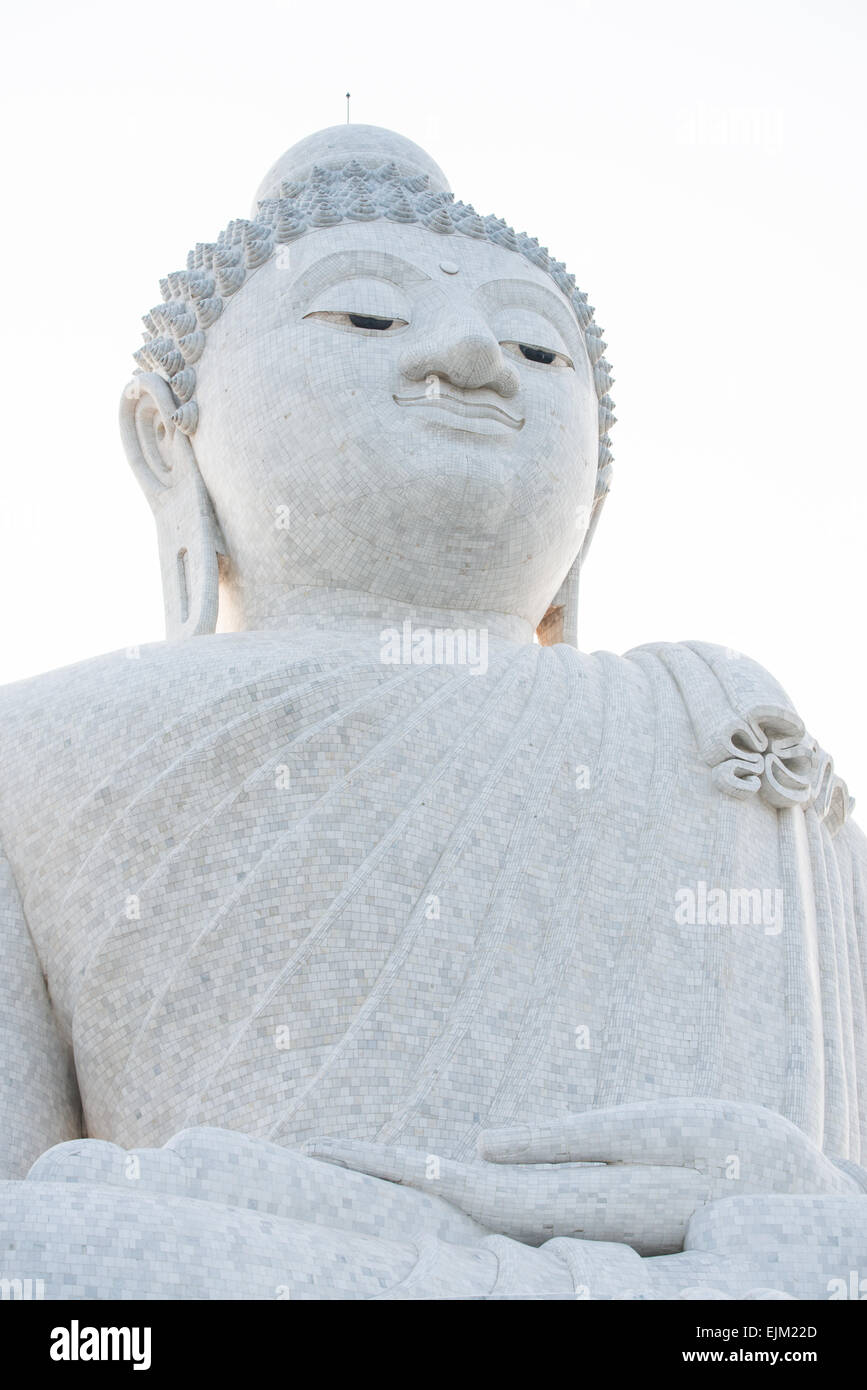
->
xmin=216 ymin=583 xmax=537 ymax=646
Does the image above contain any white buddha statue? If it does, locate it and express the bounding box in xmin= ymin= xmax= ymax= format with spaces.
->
xmin=1 ymin=125 xmax=865 ymax=1300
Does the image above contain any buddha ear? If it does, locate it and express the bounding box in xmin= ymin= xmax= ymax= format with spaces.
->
xmin=120 ymin=372 xmax=227 ymax=640
xmin=537 ymin=566 xmax=578 ymax=648
xmin=536 ymin=464 xmax=612 ymax=649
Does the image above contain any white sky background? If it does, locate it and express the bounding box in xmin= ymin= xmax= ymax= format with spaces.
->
xmin=0 ymin=0 xmax=864 ymax=795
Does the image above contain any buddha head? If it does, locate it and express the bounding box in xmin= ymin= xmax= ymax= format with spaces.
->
xmin=120 ymin=125 xmax=615 ymax=646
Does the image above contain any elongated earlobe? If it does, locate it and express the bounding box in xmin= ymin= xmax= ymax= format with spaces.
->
xmin=535 ymin=464 xmax=612 ymax=648
xmin=536 ymin=564 xmax=578 ymax=647
xmin=120 ymin=373 xmax=227 ymax=640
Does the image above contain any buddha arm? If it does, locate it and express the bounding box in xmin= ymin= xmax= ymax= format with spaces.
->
xmin=0 ymin=842 xmax=81 ymax=1177
xmin=304 ymin=1099 xmax=866 ymax=1255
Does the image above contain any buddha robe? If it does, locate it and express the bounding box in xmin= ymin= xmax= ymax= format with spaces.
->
xmin=0 ymin=628 xmax=862 ymax=1171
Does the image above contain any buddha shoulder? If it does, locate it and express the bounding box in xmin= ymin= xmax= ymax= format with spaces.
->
xmin=0 ymin=631 xmax=337 ymax=832
xmin=617 ymin=638 xmax=854 ymax=836
xmin=0 ymin=633 xmax=855 ymax=847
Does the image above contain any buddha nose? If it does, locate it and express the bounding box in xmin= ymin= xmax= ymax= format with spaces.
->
xmin=400 ymin=311 xmax=520 ymax=398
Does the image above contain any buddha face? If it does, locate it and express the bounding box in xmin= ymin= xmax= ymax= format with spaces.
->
xmin=190 ymin=220 xmax=599 ymax=627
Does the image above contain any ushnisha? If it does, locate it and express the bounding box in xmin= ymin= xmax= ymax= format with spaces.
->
xmin=0 ymin=125 xmax=865 ymax=1301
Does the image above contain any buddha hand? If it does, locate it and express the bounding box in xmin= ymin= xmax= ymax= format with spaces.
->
xmin=304 ymin=1098 xmax=865 ymax=1256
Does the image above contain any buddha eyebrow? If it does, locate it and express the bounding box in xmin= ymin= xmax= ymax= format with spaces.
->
xmin=475 ymin=278 xmax=585 ymax=342
xmin=476 ymin=278 xmax=574 ymax=315
xmin=297 ymin=251 xmax=431 ymax=297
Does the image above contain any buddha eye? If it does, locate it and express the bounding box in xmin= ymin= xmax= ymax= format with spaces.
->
xmin=500 ymin=341 xmax=573 ymax=369
xmin=303 ymin=310 xmax=408 ymax=333
xmin=521 ymin=344 xmax=555 ymax=364
xmin=348 ymin=313 xmax=397 ymax=330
